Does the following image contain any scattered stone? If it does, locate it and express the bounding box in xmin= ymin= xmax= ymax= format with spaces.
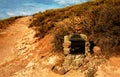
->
xmin=52 ymin=34 xmax=106 ymax=76
xmin=52 ymin=66 xmax=66 ymax=75
xmin=63 ymin=36 xmax=71 ymax=55
xmin=93 ymin=46 xmax=101 ymax=55
xmin=63 ymin=48 xmax=71 ymax=55
xmin=79 ymin=66 xmax=88 ymax=72
xmin=85 ymin=68 xmax=96 ymax=77
xmin=83 ymin=59 xmax=89 ymax=64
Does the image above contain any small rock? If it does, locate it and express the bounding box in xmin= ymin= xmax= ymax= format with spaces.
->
xmin=93 ymin=46 xmax=101 ymax=55
xmin=52 ymin=66 xmax=66 ymax=75
xmin=63 ymin=48 xmax=70 ymax=55
xmin=84 ymin=59 xmax=89 ymax=64
xmin=79 ymin=66 xmax=88 ymax=72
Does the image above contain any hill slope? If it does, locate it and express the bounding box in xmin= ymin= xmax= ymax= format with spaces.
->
xmin=0 ymin=0 xmax=120 ymax=77
xmin=30 ymin=0 xmax=120 ymax=53
xmin=0 ymin=16 xmax=33 ymax=65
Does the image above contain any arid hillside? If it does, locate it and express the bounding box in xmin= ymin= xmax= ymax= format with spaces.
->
xmin=0 ymin=0 xmax=120 ymax=77
xmin=30 ymin=0 xmax=120 ymax=53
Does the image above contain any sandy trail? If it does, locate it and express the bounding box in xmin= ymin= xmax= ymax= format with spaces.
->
xmin=0 ymin=16 xmax=36 ymax=77
xmin=0 ymin=16 xmax=32 ymax=65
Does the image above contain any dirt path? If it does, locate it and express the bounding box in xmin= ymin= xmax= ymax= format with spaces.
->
xmin=0 ymin=16 xmax=36 ymax=77
xmin=0 ymin=16 xmax=32 ymax=65
xmin=0 ymin=16 xmax=57 ymax=77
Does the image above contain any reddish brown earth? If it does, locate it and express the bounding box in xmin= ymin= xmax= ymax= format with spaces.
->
xmin=0 ymin=16 xmax=36 ymax=77
xmin=0 ymin=16 xmax=61 ymax=77
xmin=96 ymin=56 xmax=120 ymax=77
xmin=0 ymin=16 xmax=120 ymax=77
xmin=0 ymin=16 xmax=32 ymax=65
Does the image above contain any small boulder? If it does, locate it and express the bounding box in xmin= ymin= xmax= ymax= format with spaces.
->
xmin=93 ymin=46 xmax=101 ymax=55
xmin=52 ymin=66 xmax=66 ymax=75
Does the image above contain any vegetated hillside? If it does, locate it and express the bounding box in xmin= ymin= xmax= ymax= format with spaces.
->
xmin=0 ymin=16 xmax=23 ymax=31
xmin=30 ymin=0 xmax=120 ymax=54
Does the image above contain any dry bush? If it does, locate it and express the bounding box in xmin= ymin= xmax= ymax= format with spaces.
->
xmin=0 ymin=16 xmax=22 ymax=30
xmin=53 ymin=21 xmax=75 ymax=51
xmin=81 ymin=3 xmax=120 ymax=52
xmin=30 ymin=0 xmax=120 ymax=53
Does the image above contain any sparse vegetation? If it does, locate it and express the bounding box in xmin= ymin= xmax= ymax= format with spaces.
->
xmin=81 ymin=1 xmax=120 ymax=52
xmin=0 ymin=16 xmax=22 ymax=31
xmin=30 ymin=0 xmax=120 ymax=53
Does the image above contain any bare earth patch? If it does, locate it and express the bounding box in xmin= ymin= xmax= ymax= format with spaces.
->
xmin=96 ymin=56 xmax=120 ymax=77
xmin=0 ymin=16 xmax=33 ymax=65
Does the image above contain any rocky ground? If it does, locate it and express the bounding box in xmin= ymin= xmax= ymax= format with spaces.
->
xmin=0 ymin=16 xmax=120 ymax=77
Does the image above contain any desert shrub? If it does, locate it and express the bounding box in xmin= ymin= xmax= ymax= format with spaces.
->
xmin=30 ymin=1 xmax=95 ymax=28
xmin=34 ymin=22 xmax=55 ymax=38
xmin=53 ymin=27 xmax=69 ymax=51
xmin=53 ymin=17 xmax=80 ymax=51
xmin=30 ymin=0 xmax=120 ymax=53
xmin=81 ymin=3 xmax=120 ymax=52
xmin=53 ymin=25 xmax=73 ymax=51
xmin=0 ymin=16 xmax=22 ymax=30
